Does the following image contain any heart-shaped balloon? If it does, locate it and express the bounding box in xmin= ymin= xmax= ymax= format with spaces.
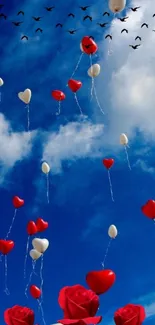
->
xmin=81 ymin=36 xmax=98 ymax=55
xmin=27 ymin=221 xmax=38 ymax=236
xmin=103 ymin=158 xmax=114 ymax=169
xmin=29 ymin=249 xmax=42 ymax=260
xmin=52 ymin=90 xmax=66 ymax=101
xmin=12 ymin=196 xmax=24 ymax=209
xmin=18 ymin=88 xmax=31 ymax=104
xmin=141 ymin=200 xmax=155 ymax=220
xmin=68 ymin=79 xmax=82 ymax=93
xmin=36 ymin=218 xmax=48 ymax=232
xmin=30 ymin=285 xmax=41 ymax=299
xmin=86 ymin=269 xmax=116 ymax=295
xmin=32 ymin=238 xmax=49 ymax=253
xmin=0 ymin=240 xmax=14 ymax=255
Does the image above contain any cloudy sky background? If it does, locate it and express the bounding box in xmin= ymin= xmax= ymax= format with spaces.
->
xmin=0 ymin=0 xmax=155 ymax=324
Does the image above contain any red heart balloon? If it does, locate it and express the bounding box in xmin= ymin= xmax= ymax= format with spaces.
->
xmin=27 ymin=221 xmax=38 ymax=236
xmin=0 ymin=240 xmax=14 ymax=255
xmin=103 ymin=158 xmax=114 ymax=169
xmin=68 ymin=79 xmax=82 ymax=93
xmin=81 ymin=36 xmax=98 ymax=55
xmin=12 ymin=196 xmax=24 ymax=209
xmin=52 ymin=90 xmax=66 ymax=101
xmin=141 ymin=200 xmax=155 ymax=220
xmin=86 ymin=269 xmax=116 ymax=295
xmin=36 ymin=218 xmax=48 ymax=232
xmin=30 ymin=285 xmax=41 ymax=299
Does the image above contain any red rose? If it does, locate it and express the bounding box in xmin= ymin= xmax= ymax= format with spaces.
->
xmin=114 ymin=304 xmax=146 ymax=325
xmin=4 ymin=305 xmax=35 ymax=325
xmin=58 ymin=284 xmax=102 ymax=325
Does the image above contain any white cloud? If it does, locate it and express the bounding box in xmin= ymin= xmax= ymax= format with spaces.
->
xmin=97 ymin=0 xmax=155 ymax=144
xmin=43 ymin=118 xmax=104 ymax=173
xmin=0 ymin=113 xmax=33 ymax=177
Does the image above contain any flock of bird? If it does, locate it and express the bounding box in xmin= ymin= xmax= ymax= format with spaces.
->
xmin=0 ymin=3 xmax=154 ymax=48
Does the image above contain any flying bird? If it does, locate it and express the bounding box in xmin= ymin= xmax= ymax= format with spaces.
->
xmin=32 ymin=16 xmax=42 ymax=21
xmin=141 ymin=23 xmax=148 ymax=28
xmin=97 ymin=22 xmax=108 ymax=27
xmin=83 ymin=15 xmax=92 ymax=21
xmin=67 ymin=29 xmax=77 ymax=34
xmin=130 ymin=6 xmax=140 ymax=11
xmin=0 ymin=12 xmax=6 ymax=19
xmin=45 ymin=6 xmax=55 ymax=11
xmin=79 ymin=6 xmax=90 ymax=11
xmin=135 ymin=36 xmax=141 ymax=41
xmin=129 ymin=44 xmax=141 ymax=49
xmin=103 ymin=11 xmax=110 ymax=16
xmin=119 ymin=16 xmax=128 ymax=22
xmin=12 ymin=21 xmax=23 ymax=26
xmin=68 ymin=13 xmax=75 ymax=17
xmin=21 ymin=35 xmax=28 ymax=40
xmin=55 ymin=23 xmax=63 ymax=27
xmin=17 ymin=10 xmax=24 ymax=15
xmin=105 ymin=34 xmax=112 ymax=40
xmin=35 ymin=27 xmax=43 ymax=32
xmin=121 ymin=28 xmax=128 ymax=33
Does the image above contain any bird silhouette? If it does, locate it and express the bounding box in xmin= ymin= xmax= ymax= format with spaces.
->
xmin=79 ymin=6 xmax=90 ymax=11
xmin=97 ymin=22 xmax=108 ymax=27
xmin=83 ymin=15 xmax=92 ymax=21
xmin=103 ymin=11 xmax=110 ymax=16
xmin=119 ymin=16 xmax=128 ymax=22
xmin=32 ymin=16 xmax=42 ymax=21
xmin=45 ymin=6 xmax=54 ymax=11
xmin=0 ymin=12 xmax=6 ymax=19
xmin=129 ymin=44 xmax=141 ymax=49
xmin=56 ymin=23 xmax=63 ymax=27
xmin=130 ymin=6 xmax=140 ymax=11
xmin=12 ymin=21 xmax=23 ymax=26
xmin=135 ymin=36 xmax=141 ymax=41
xmin=17 ymin=10 xmax=24 ymax=15
xmin=0 ymin=4 xmax=4 ymax=9
xmin=35 ymin=27 xmax=43 ymax=32
xmin=68 ymin=13 xmax=75 ymax=17
xmin=67 ymin=29 xmax=77 ymax=34
xmin=21 ymin=35 xmax=28 ymax=40
xmin=121 ymin=28 xmax=128 ymax=33
xmin=141 ymin=23 xmax=148 ymax=28
xmin=105 ymin=34 xmax=112 ymax=40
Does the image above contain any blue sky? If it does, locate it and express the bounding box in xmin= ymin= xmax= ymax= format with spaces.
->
xmin=1 ymin=0 xmax=155 ymax=324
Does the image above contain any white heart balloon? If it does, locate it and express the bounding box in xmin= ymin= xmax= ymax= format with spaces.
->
xmin=29 ymin=249 xmax=42 ymax=260
xmin=32 ymin=238 xmax=49 ymax=253
xmin=18 ymin=88 xmax=32 ymax=104
xmin=0 ymin=78 xmax=4 ymax=86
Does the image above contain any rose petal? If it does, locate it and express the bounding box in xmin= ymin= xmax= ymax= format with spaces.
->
xmin=65 ymin=297 xmax=90 ymax=319
xmin=58 ymin=316 xmax=102 ymax=325
xmin=58 ymin=287 xmax=70 ymax=310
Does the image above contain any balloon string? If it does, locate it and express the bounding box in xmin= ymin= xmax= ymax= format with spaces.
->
xmin=4 ymin=255 xmax=10 ymax=295
xmin=101 ymin=238 xmax=113 ymax=269
xmin=56 ymin=101 xmax=61 ymax=115
xmin=74 ymin=93 xmax=83 ymax=115
xmin=37 ymin=299 xmax=47 ymax=325
xmin=89 ymin=55 xmax=95 ymax=99
xmin=93 ymin=86 xmax=105 ymax=115
xmin=24 ymin=235 xmax=30 ymax=279
xmin=5 ymin=209 xmax=17 ymax=240
xmin=26 ymin=104 xmax=30 ymax=132
xmin=25 ymin=260 xmax=36 ymax=298
xmin=124 ymin=146 xmax=131 ymax=170
xmin=107 ymin=170 xmax=114 ymax=202
xmin=70 ymin=53 xmax=84 ymax=79
xmin=46 ymin=174 xmax=49 ymax=204
xmin=40 ymin=255 xmax=44 ymax=303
